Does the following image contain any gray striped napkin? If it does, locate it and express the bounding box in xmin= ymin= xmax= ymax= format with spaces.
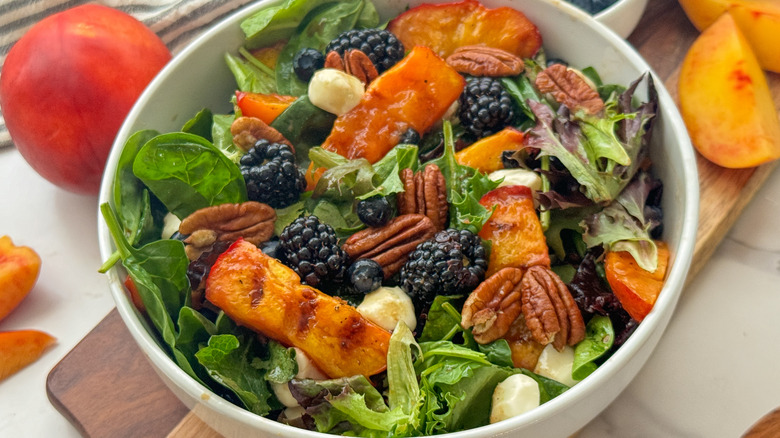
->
xmin=0 ymin=0 xmax=255 ymax=149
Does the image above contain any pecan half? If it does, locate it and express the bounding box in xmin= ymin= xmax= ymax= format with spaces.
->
xmin=520 ymin=265 xmax=586 ymax=350
xmin=446 ymin=45 xmax=524 ymax=77
xmin=342 ymin=214 xmax=436 ymax=279
xmin=231 ymin=116 xmax=292 ymax=151
xmin=535 ymin=63 xmax=604 ymax=115
xmin=461 ymin=267 xmax=526 ymax=344
xmin=179 ymin=201 xmax=276 ymax=260
xmin=324 ymin=49 xmax=378 ymax=85
xmin=397 ymin=164 xmax=448 ymax=230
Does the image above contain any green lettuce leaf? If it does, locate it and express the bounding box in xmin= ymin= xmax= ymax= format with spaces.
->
xmin=429 ymin=121 xmax=500 ymax=233
xmin=524 ymin=74 xmax=656 ymax=204
xmin=581 ymin=171 xmax=662 ymax=271
xmin=196 ymin=333 xmax=281 ymax=416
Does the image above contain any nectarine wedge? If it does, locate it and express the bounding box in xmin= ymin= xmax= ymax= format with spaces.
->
xmin=0 ymin=330 xmax=56 ymax=381
xmin=678 ymin=12 xmax=780 ymax=168
xmin=678 ymin=0 xmax=780 ymax=73
xmin=0 ymin=236 xmax=41 ymax=322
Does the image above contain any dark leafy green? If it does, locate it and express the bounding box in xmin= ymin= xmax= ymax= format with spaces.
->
xmin=240 ymin=0 xmax=334 ymax=50
xmin=100 ymin=203 xmax=201 ymax=382
xmin=112 ymin=129 xmax=163 ymax=247
xmin=133 ymin=132 xmax=248 ymax=219
xmin=182 ymin=108 xmax=214 ymax=141
xmin=196 ymin=333 xmax=281 ymax=416
xmin=276 ymin=0 xmax=377 ymax=96
xmin=429 ymin=121 xmax=500 ymax=233
xmin=572 ymin=315 xmax=614 ymax=381
xmin=270 ymin=95 xmax=337 ymax=166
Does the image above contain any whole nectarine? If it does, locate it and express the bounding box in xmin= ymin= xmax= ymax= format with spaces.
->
xmin=0 ymin=4 xmax=170 ymax=194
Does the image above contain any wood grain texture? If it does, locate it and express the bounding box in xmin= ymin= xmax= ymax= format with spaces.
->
xmin=46 ymin=1 xmax=780 ymax=437
xmin=46 ymin=310 xmax=190 ymax=438
xmin=743 ymin=408 xmax=780 ymax=438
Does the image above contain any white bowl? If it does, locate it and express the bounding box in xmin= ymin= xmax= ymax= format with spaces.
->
xmin=595 ymin=0 xmax=650 ymax=38
xmin=98 ymin=0 xmax=699 ymax=437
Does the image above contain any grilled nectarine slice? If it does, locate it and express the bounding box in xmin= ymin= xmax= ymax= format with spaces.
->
xmin=455 ymin=127 xmax=524 ymax=173
xmin=321 ymin=45 xmax=464 ymax=163
xmin=387 ymin=0 xmax=541 ymax=59
xmin=205 ymin=239 xmax=391 ymax=379
xmin=478 ymin=185 xmax=549 ymax=276
xmin=605 ymin=241 xmax=669 ymax=322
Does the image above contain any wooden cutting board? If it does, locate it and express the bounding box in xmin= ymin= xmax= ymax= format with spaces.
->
xmin=46 ymin=1 xmax=780 ymax=437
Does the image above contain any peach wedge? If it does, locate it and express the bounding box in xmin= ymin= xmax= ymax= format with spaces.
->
xmin=678 ymin=0 xmax=780 ymax=73
xmin=678 ymin=12 xmax=780 ymax=168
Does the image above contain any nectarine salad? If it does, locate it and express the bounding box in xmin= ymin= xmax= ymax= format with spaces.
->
xmin=100 ymin=0 xmax=670 ymax=434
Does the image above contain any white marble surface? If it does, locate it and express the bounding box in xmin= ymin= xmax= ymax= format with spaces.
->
xmin=1 ymin=141 xmax=779 ymax=437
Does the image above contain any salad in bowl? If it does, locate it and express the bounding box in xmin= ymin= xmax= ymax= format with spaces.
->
xmin=98 ymin=0 xmax=698 ymax=436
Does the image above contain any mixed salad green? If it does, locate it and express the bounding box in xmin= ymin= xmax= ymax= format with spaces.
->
xmin=100 ymin=0 xmax=665 ymax=435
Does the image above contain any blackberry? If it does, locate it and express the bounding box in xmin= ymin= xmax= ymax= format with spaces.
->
xmin=348 ymin=259 xmax=383 ymax=294
xmin=292 ymin=48 xmax=325 ymax=82
xmin=324 ymin=29 xmax=404 ymax=73
xmin=458 ymin=76 xmax=515 ymax=139
xmin=399 ymin=228 xmax=488 ymax=305
xmin=239 ymin=140 xmax=305 ymax=209
xmin=356 ymin=196 xmax=392 ymax=228
xmin=279 ymin=216 xmax=349 ymax=287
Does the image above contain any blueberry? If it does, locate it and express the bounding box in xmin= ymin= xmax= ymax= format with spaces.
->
xmin=398 ymin=128 xmax=421 ymax=145
xmin=292 ymin=48 xmax=325 ymax=82
xmin=348 ymin=259 xmax=383 ymax=294
xmin=356 ymin=196 xmax=392 ymax=227
xmin=260 ymin=239 xmax=282 ymax=259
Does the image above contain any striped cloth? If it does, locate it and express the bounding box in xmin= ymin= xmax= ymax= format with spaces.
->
xmin=0 ymin=0 xmax=255 ymax=148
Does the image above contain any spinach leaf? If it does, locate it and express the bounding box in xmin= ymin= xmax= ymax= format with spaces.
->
xmin=175 ymin=306 xmax=219 ymax=384
xmin=271 ymin=95 xmax=336 ymax=166
xmin=477 ymin=339 xmax=514 ymax=368
xmin=572 ymin=315 xmax=614 ymax=381
xmin=518 ymin=368 xmax=570 ymax=403
xmin=429 ymin=121 xmax=499 ymax=233
xmin=181 ymin=108 xmax=213 ymax=141
xmin=112 ymin=129 xmax=163 ymax=247
xmin=100 ymin=203 xmax=198 ymax=381
xmin=275 ymin=0 xmax=373 ymax=96
xmin=133 ymin=132 xmax=248 ymax=219
xmin=240 ymin=0 xmax=334 ymax=50
xmin=196 ymin=333 xmax=280 ymax=416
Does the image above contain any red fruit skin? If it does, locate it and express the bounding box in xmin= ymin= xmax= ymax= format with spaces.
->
xmin=0 ymin=4 xmax=171 ymax=194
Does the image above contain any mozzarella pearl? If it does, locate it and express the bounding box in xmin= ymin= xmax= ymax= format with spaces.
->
xmin=357 ymin=286 xmax=417 ymax=332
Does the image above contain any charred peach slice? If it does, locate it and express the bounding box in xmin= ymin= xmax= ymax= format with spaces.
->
xmin=478 ymin=185 xmax=549 ymax=276
xmin=387 ymin=0 xmax=542 ymax=59
xmin=205 ymin=239 xmax=391 ymax=379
